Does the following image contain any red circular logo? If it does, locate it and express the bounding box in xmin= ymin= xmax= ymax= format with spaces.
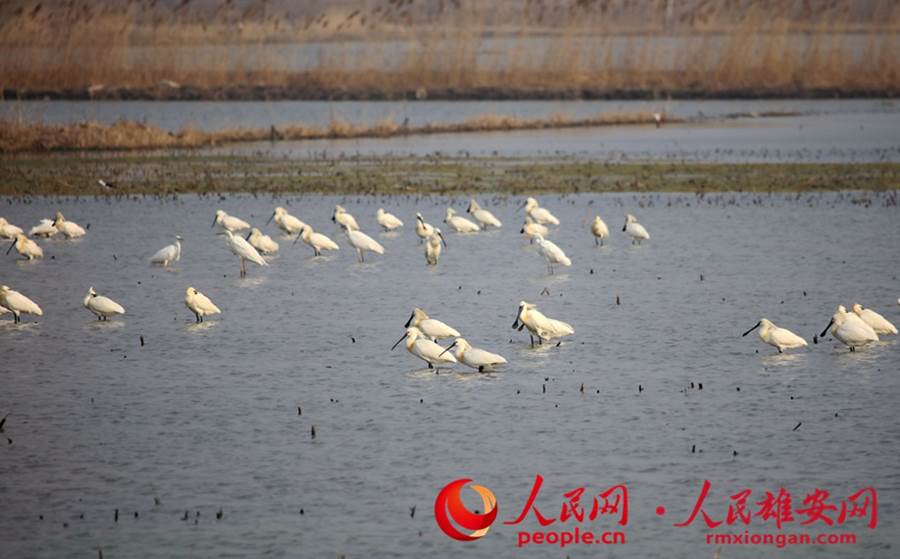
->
xmin=434 ymin=478 xmax=498 ymax=541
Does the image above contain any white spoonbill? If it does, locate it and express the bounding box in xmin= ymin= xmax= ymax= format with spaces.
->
xmin=212 ymin=210 xmax=250 ymax=233
xmin=425 ymin=228 xmax=447 ymax=266
xmin=376 ymin=208 xmax=404 ymax=231
xmin=83 ymin=287 xmax=125 ymax=321
xmin=6 ymin=234 xmax=43 ymax=260
xmin=623 ymin=214 xmax=650 ymax=245
xmin=185 ymin=287 xmax=221 ymax=323
xmin=53 ymin=211 xmax=86 ymax=238
xmin=218 ymin=230 xmax=268 ymax=277
xmin=29 ymin=219 xmax=57 ymax=238
xmin=247 ymin=228 xmax=279 ymax=255
xmin=444 ymin=208 xmax=481 ymax=233
xmin=520 ymin=197 xmax=560 ymax=226
xmin=404 ymin=307 xmax=460 ymax=341
xmin=293 ymin=226 xmax=340 ymax=256
xmin=391 ymin=326 xmax=457 ymax=369
xmin=0 ymin=285 xmax=43 ymax=324
xmin=521 ymin=216 xmax=548 ymax=240
xmin=466 ymin=199 xmax=502 ymax=229
xmin=851 ymin=303 xmax=897 ymax=335
xmin=741 ymin=318 xmax=807 ymax=353
xmin=342 ymin=224 xmax=383 ymax=262
xmin=150 ymin=235 xmax=182 ymax=267
xmin=512 ymin=301 xmax=574 ymax=346
xmin=267 ymin=206 xmax=307 ymax=235
xmin=532 ymin=234 xmax=571 ymax=274
xmin=820 ymin=306 xmax=878 ymax=351
xmin=332 ymin=205 xmax=359 ymax=231
xmin=0 ymin=218 xmax=23 ymax=239
xmin=591 ymin=216 xmax=610 ymax=246
xmin=440 ymin=338 xmax=507 ymax=372
xmin=415 ymin=213 xmax=435 ymax=243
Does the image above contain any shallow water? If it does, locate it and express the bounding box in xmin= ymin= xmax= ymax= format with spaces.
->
xmin=1 ymin=192 xmax=899 ymax=558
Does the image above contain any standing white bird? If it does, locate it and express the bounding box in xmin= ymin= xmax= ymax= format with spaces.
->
xmin=247 ymin=228 xmax=279 ymax=255
xmin=391 ymin=326 xmax=458 ymax=369
xmin=267 ymin=206 xmax=307 ymax=236
xmin=404 ymin=307 xmax=461 ymax=341
xmin=521 ymin=197 xmax=560 ymax=226
xmin=512 ymin=301 xmax=574 ymax=346
xmin=623 ymin=214 xmax=650 ymax=245
xmin=0 ymin=285 xmax=43 ymax=324
xmin=6 ymin=234 xmax=43 ymax=260
xmin=653 ymin=112 xmax=663 ymax=128
xmin=29 ymin=219 xmax=57 ymax=238
xmin=218 ymin=230 xmax=268 ymax=277
xmin=376 ymin=208 xmax=404 ymax=231
xmin=820 ymin=305 xmax=878 ymax=351
xmin=0 ymin=218 xmax=24 ymax=239
xmin=444 ymin=208 xmax=481 ymax=233
xmin=591 ymin=216 xmax=610 ymax=246
xmin=83 ymin=287 xmax=125 ymax=321
xmin=742 ymin=318 xmax=807 ymax=353
xmin=212 ymin=210 xmax=251 ymax=233
xmin=466 ymin=200 xmax=502 ymax=229
xmin=425 ymin=228 xmax=446 ymax=266
xmin=415 ymin=213 xmax=435 ymax=243
xmin=851 ymin=303 xmax=897 ymax=335
xmin=532 ymin=234 xmax=571 ymax=274
xmin=53 ymin=211 xmax=86 ymax=238
xmin=150 ymin=235 xmax=182 ymax=267
xmin=440 ymin=338 xmax=507 ymax=372
xmin=521 ymin=216 xmax=549 ymax=239
xmin=184 ymin=287 xmax=221 ymax=323
xmin=293 ymin=226 xmax=340 ymax=256
xmin=332 ymin=205 xmax=359 ymax=231
xmin=342 ymin=224 xmax=383 ymax=262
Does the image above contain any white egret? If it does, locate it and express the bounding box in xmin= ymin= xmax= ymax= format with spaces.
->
xmin=53 ymin=211 xmax=86 ymax=238
xmin=741 ymin=318 xmax=807 ymax=353
xmin=440 ymin=338 xmax=507 ymax=372
xmin=293 ymin=226 xmax=340 ymax=256
xmin=425 ymin=228 xmax=447 ymax=266
xmin=653 ymin=112 xmax=662 ymax=128
xmin=376 ymin=208 xmax=404 ymax=231
xmin=0 ymin=218 xmax=23 ymax=239
xmin=83 ymin=287 xmax=125 ymax=321
xmin=218 ymin=230 xmax=268 ymax=277
xmin=6 ymin=234 xmax=43 ymax=260
xmin=332 ymin=205 xmax=359 ymax=231
xmin=404 ymin=307 xmax=460 ymax=341
xmin=532 ymin=234 xmax=571 ymax=274
xmin=391 ymin=326 xmax=457 ymax=369
xmin=851 ymin=303 xmax=897 ymax=335
xmin=342 ymin=224 xmax=383 ymax=262
xmin=247 ymin=228 xmax=279 ymax=255
xmin=212 ymin=210 xmax=250 ymax=233
xmin=512 ymin=301 xmax=574 ymax=346
xmin=623 ymin=214 xmax=650 ymax=245
xmin=185 ymin=287 xmax=221 ymax=323
xmin=415 ymin=213 xmax=435 ymax=243
xmin=444 ymin=208 xmax=481 ymax=233
xmin=466 ymin=199 xmax=502 ymax=229
xmin=150 ymin=235 xmax=182 ymax=267
xmin=521 ymin=216 xmax=548 ymax=239
xmin=0 ymin=285 xmax=43 ymax=324
xmin=520 ymin=197 xmax=560 ymax=226
xmin=591 ymin=216 xmax=609 ymax=246
xmin=267 ymin=206 xmax=307 ymax=235
xmin=29 ymin=219 xmax=57 ymax=238
xmin=820 ymin=306 xmax=878 ymax=351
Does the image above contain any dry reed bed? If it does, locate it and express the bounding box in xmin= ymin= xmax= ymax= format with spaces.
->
xmin=0 ymin=111 xmax=668 ymax=153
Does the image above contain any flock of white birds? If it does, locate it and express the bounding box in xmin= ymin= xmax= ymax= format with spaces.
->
xmin=2 ymin=195 xmax=897 ymax=370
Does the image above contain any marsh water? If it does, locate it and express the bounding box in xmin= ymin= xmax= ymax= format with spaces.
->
xmin=1 ymin=191 xmax=899 ymax=557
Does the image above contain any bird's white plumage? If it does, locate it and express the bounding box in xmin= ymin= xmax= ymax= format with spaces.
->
xmin=425 ymin=229 xmax=444 ymax=265
xmin=466 ymin=200 xmax=502 ymax=229
xmin=521 ymin=216 xmax=548 ymax=239
xmin=53 ymin=211 xmax=86 ymax=238
xmin=296 ymin=226 xmax=340 ymax=255
xmin=0 ymin=218 xmax=24 ymax=239
xmin=247 ymin=228 xmax=279 ymax=254
xmin=219 ymin=230 xmax=267 ymax=276
xmin=376 ymin=208 xmax=404 ymax=231
xmin=333 ymin=205 xmax=359 ymax=231
xmin=150 ymin=236 xmax=182 ymax=266
xmin=405 ymin=308 xmax=460 ymax=340
xmin=514 ymin=301 xmax=574 ymax=343
xmin=523 ymin=197 xmax=560 ymax=226
xmin=83 ymin=287 xmax=125 ymax=319
xmin=591 ymin=216 xmax=609 ymax=245
xmin=394 ymin=327 xmax=458 ymax=367
xmin=0 ymin=285 xmax=43 ymax=322
xmin=344 ymin=226 xmax=383 ymax=262
xmin=213 ymin=210 xmax=251 ymax=233
xmin=184 ymin=287 xmax=221 ymax=321
xmin=624 ymin=214 xmax=650 ymax=244
xmin=29 ymin=219 xmax=57 ymax=238
xmin=444 ymin=338 xmax=507 ymax=371
xmin=852 ymin=303 xmax=897 ymax=335
xmin=444 ymin=208 xmax=481 ymax=233
xmin=743 ymin=318 xmax=807 ymax=353
xmin=415 ymin=213 xmax=435 ymax=241
xmin=532 ymin=234 xmax=571 ymax=271
xmin=7 ymin=234 xmax=43 ymax=260
xmin=270 ymin=207 xmax=307 ymax=235
xmin=826 ymin=306 xmax=878 ymax=349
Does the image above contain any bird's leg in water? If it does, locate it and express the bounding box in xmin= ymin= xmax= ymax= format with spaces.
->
xmin=530 ymin=335 xmax=535 ymax=347
xmin=428 ymin=363 xmax=433 ymax=369
xmin=357 ymin=249 xmax=364 ymax=263
xmin=850 ymin=347 xmax=855 ymax=352
xmin=595 ymin=237 xmax=599 ymax=246
xmin=239 ymin=257 xmax=246 ymax=277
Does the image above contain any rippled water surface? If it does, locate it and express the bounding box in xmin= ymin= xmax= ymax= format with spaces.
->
xmin=1 ymin=192 xmax=899 ymax=558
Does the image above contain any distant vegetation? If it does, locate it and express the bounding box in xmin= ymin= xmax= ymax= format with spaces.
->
xmin=0 ymin=0 xmax=897 ymax=99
